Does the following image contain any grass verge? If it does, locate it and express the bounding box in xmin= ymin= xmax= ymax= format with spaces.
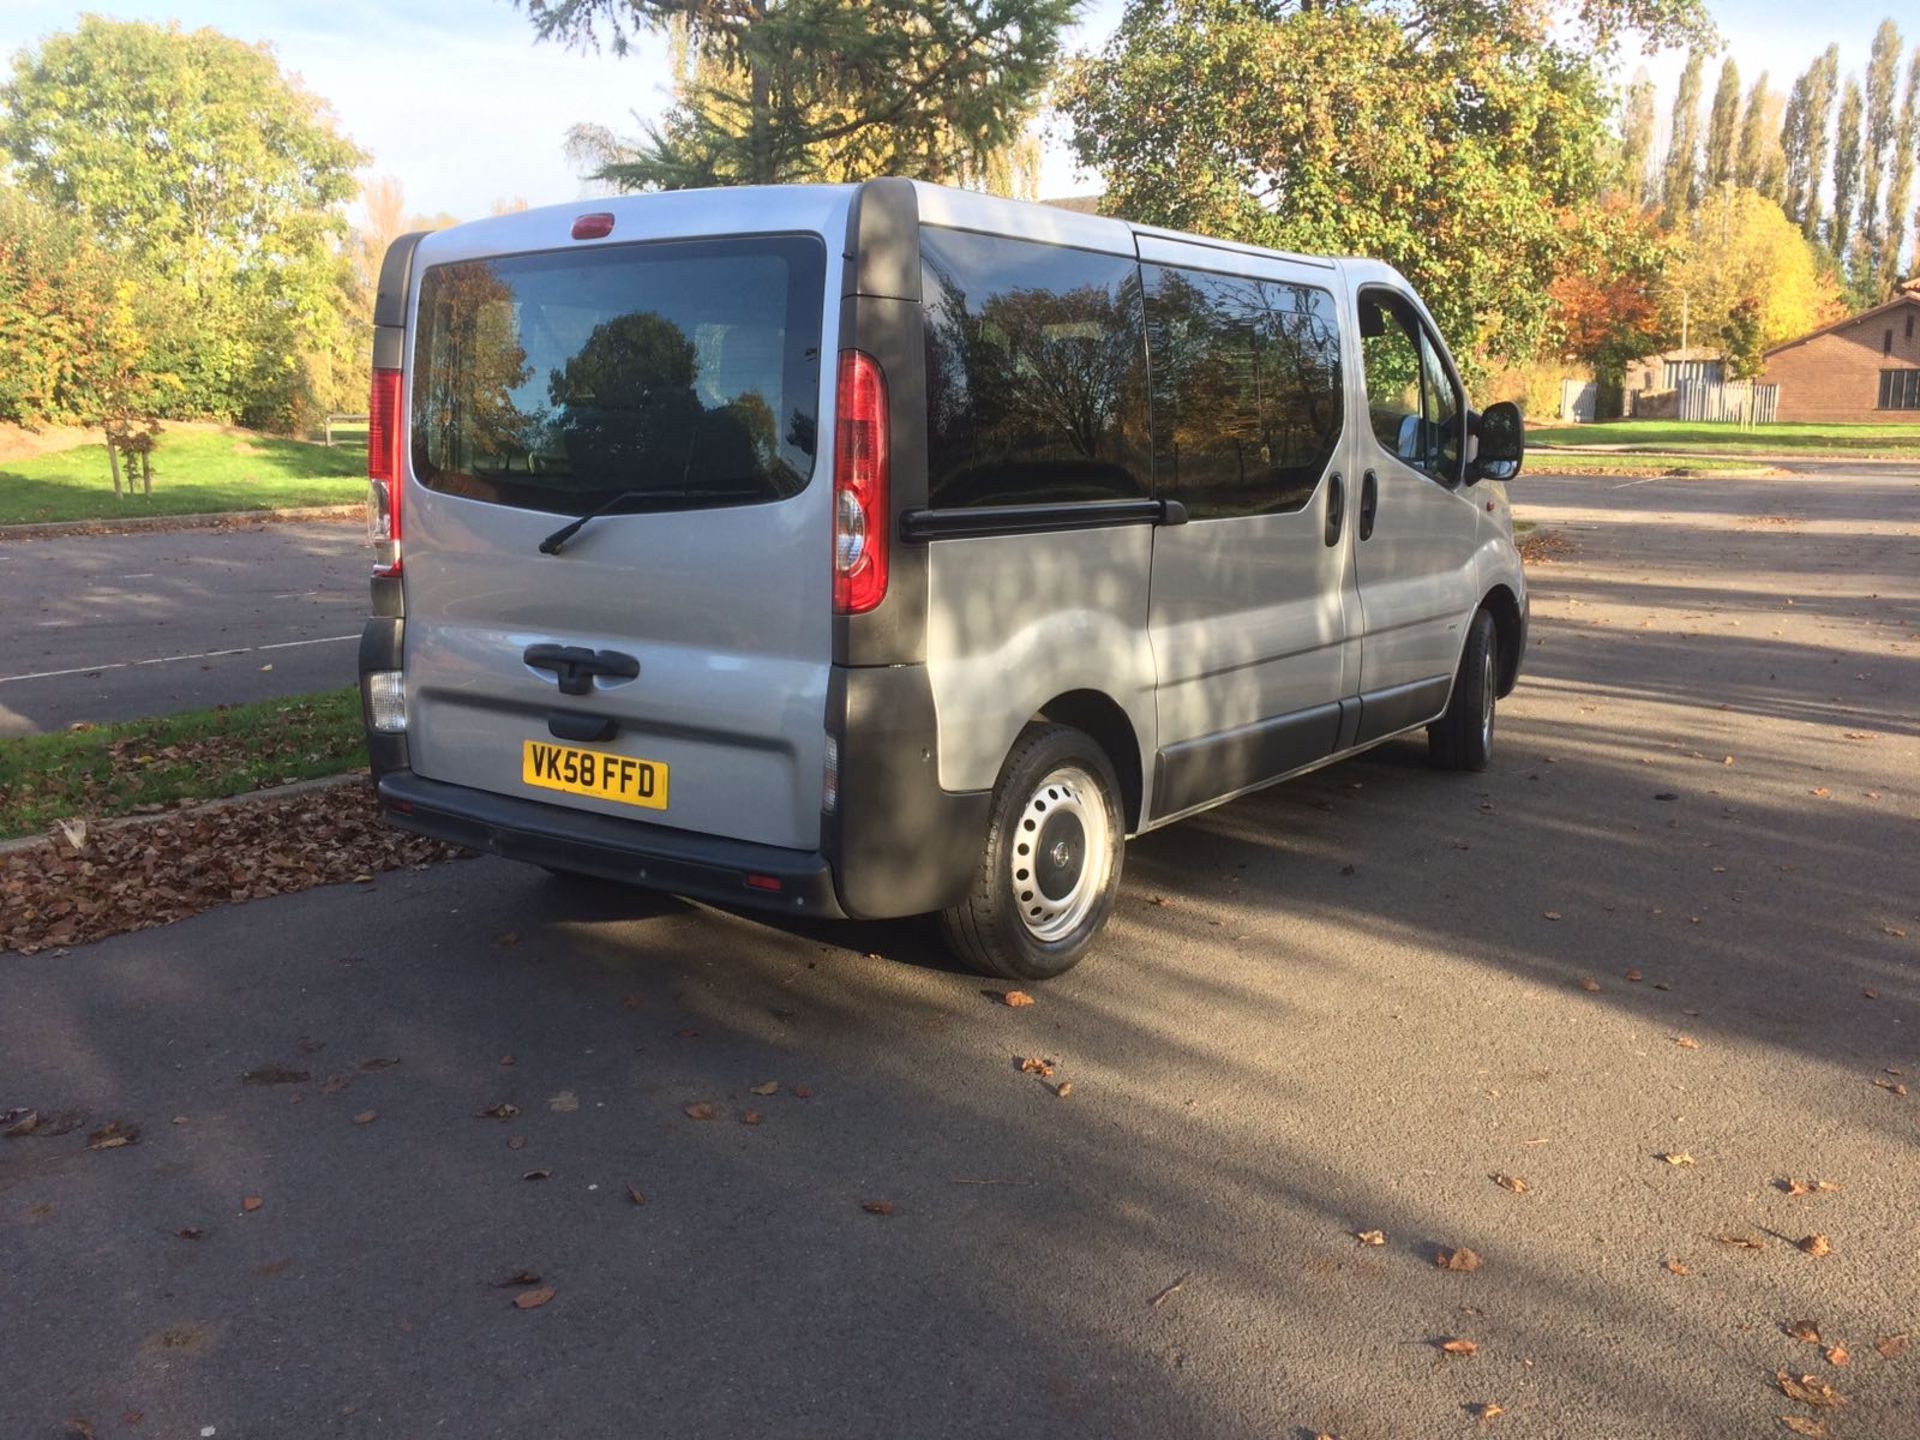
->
xmin=0 ymin=428 xmax=366 ymax=526
xmin=1526 ymin=451 xmax=1773 ymax=477
xmin=0 ymin=688 xmax=364 ymax=840
xmin=1526 ymin=419 xmax=1920 ymax=457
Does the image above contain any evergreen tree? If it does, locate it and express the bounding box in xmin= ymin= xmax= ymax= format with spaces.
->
xmin=1885 ymin=48 xmax=1920 ymax=284
xmin=1832 ymin=74 xmax=1865 ymax=263
xmin=1861 ymin=20 xmax=1904 ymax=290
xmin=1619 ymin=71 xmax=1658 ymax=204
xmin=519 ymin=0 xmax=1077 ymax=190
xmin=1705 ymin=57 xmax=1741 ymax=191
xmin=1662 ymin=50 xmax=1706 ymax=226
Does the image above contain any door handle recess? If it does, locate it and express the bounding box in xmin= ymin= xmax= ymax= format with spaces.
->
xmin=1324 ymin=473 xmax=1345 ymax=547
xmin=1359 ymin=470 xmax=1379 ymax=541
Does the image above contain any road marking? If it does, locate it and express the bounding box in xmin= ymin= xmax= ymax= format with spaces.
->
xmin=1610 ymin=476 xmax=1673 ymax=489
xmin=0 ymin=633 xmax=359 ymax=686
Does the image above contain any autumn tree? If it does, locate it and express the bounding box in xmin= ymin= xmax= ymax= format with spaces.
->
xmin=1831 ymin=75 xmax=1865 ymax=267
xmin=1618 ymin=71 xmax=1658 ymax=204
xmin=1886 ymin=49 xmax=1920 ymax=285
xmin=1659 ymin=188 xmax=1845 ymax=355
xmin=1662 ymin=50 xmax=1706 ymax=226
xmin=1782 ymin=46 xmax=1839 ymax=239
xmin=1547 ymin=195 xmax=1675 ymax=391
xmin=1705 ymin=57 xmax=1741 ymax=191
xmin=1736 ymin=72 xmax=1784 ymax=202
xmin=1066 ymin=0 xmax=1714 ymax=374
xmin=521 ymin=0 xmax=1075 ymax=190
xmin=1861 ymin=20 xmax=1905 ymax=291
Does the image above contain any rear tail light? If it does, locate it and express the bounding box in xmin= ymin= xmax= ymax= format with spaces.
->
xmin=832 ymin=350 xmax=889 ymax=615
xmin=368 ymin=366 xmax=405 ymax=576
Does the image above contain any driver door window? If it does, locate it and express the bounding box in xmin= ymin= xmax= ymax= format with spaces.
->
xmin=1359 ymin=292 xmax=1462 ymax=485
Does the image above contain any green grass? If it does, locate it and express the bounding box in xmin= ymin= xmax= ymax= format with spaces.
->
xmin=1524 ymin=450 xmax=1773 ymax=477
xmin=1527 ymin=419 xmax=1920 ymax=457
xmin=0 ymin=428 xmax=367 ymax=525
xmin=0 ymin=688 xmax=364 ymax=840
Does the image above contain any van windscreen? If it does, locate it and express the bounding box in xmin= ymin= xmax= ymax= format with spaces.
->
xmin=410 ymin=234 xmax=825 ymax=515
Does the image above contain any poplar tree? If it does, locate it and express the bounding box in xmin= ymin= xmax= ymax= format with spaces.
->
xmin=1737 ymin=72 xmax=1784 ymax=201
xmin=1861 ymin=20 xmax=1905 ymax=289
xmin=1831 ymin=75 xmax=1865 ymax=264
xmin=1705 ymin=57 xmax=1741 ymax=190
xmin=1783 ymin=46 xmax=1840 ymax=241
xmin=1662 ymin=50 xmax=1706 ymax=226
xmin=1884 ymin=48 xmax=1920 ymax=285
xmin=1619 ymin=71 xmax=1658 ymax=204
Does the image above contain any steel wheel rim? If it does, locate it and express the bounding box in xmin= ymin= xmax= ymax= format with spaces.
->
xmin=1009 ymin=765 xmax=1109 ymax=943
xmin=1480 ymin=648 xmax=1496 ymax=751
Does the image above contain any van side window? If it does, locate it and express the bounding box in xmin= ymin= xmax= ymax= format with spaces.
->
xmin=920 ymin=227 xmax=1150 ymax=510
xmin=1142 ymin=265 xmax=1342 ymax=518
xmin=1359 ymin=291 xmax=1462 ymax=485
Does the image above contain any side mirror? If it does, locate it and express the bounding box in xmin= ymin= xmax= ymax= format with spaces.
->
xmin=1469 ymin=401 xmax=1524 ymax=483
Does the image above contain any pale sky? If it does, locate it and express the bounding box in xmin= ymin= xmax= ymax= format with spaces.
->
xmin=0 ymin=0 xmax=1906 ymax=226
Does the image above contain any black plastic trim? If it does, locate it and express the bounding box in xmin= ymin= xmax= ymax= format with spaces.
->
xmin=1151 ymin=701 xmax=1343 ymax=818
xmin=547 ymin=711 xmax=618 ymax=743
xmin=377 ymin=770 xmax=845 ymax=919
xmin=823 ymin=663 xmax=990 ymax=919
xmin=1353 ymin=675 xmax=1452 ymax=745
xmin=900 ymin=498 xmax=1168 ymax=542
xmin=357 ymin=618 xmax=409 ymax=779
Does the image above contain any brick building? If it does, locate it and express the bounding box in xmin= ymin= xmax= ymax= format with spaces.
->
xmin=1760 ymin=284 xmax=1920 ymax=422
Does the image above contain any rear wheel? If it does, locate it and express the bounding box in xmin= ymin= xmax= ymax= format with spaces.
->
xmin=938 ymin=724 xmax=1125 ymax=982
xmin=1428 ymin=607 xmax=1499 ymax=772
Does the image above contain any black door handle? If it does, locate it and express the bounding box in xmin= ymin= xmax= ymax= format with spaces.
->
xmin=1359 ymin=470 xmax=1379 ymax=541
xmin=523 ymin=644 xmax=640 ymax=697
xmin=1324 ymin=472 xmax=1345 ymax=547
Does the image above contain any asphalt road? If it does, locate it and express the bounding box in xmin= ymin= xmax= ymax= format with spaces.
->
xmin=0 ymin=520 xmax=365 ymax=737
xmin=3 ymin=466 xmax=1918 ymax=1439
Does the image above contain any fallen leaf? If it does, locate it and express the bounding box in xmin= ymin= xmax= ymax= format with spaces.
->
xmin=1779 ymin=1418 xmax=1828 ymax=1437
xmin=1149 ymin=1272 xmax=1189 ymax=1308
xmin=749 ymin=1081 xmax=780 ymax=1096
xmin=176 ymin=1226 xmax=204 ymax=1240
xmin=1054 ymin=1081 xmax=1073 ymax=1098
xmin=506 ymin=1135 xmax=527 ymax=1151
xmin=351 ymin=1110 xmax=377 ymax=1126
xmin=2 ymin=1109 xmax=40 ymax=1137
xmin=1438 ymin=1338 xmax=1479 ymax=1357
xmin=1624 ymin=968 xmax=1643 ymax=982
xmin=494 ymin=1269 xmax=541 ymax=1287
xmin=86 ymin=1121 xmax=139 ymax=1151
xmin=1823 ymin=1345 xmax=1849 ymax=1367
xmin=1662 ymin=1258 xmax=1690 ymax=1276
xmin=1543 ymin=910 xmax=1563 ymax=921
xmin=1491 ymin=1173 xmax=1531 ymax=1195
xmin=627 ymin=1184 xmax=647 ymax=1207
xmin=1673 ymin=1035 xmax=1700 ymax=1049
xmin=1716 ymin=1234 xmax=1764 ymax=1249
xmin=861 ymin=1200 xmax=895 ymax=1215
xmin=1874 ymin=1335 xmax=1908 ymax=1360
xmin=683 ymin=1103 xmax=714 ymax=1121
xmin=1873 ymin=1079 xmax=1908 ymax=1096
xmin=500 ymin=1055 xmax=516 ymax=1066
xmin=1576 ymin=976 xmax=1600 ymax=992
xmin=1785 ymin=1321 xmax=1822 ymax=1344
xmin=1003 ymin=991 xmax=1035 ymax=1008
xmin=1018 ymin=1057 xmax=1054 ymax=1077
xmin=547 ymin=1090 xmax=579 ymax=1112
xmin=741 ymin=1110 xmax=763 ymax=1126
xmin=1469 ymin=1403 xmax=1504 ymax=1423
xmin=479 ymin=1103 xmax=519 ymax=1120
xmin=513 ymin=1286 xmax=555 ymax=1310
xmin=1354 ymin=1229 xmax=1386 ymax=1246
xmin=1436 ymin=1246 xmax=1483 ymax=1272
xmin=1659 ymin=1151 xmax=1696 ymax=1166
xmin=1809 ymin=787 xmax=1830 ymax=798
xmin=791 ymin=1084 xmax=814 ymax=1099
xmin=522 ymin=1168 xmax=552 ymax=1181
xmin=1775 ymin=1371 xmax=1845 ymax=1407
xmin=1797 ymin=1234 xmax=1832 ymax=1258
xmin=359 ymin=1057 xmax=401 ymax=1071
xmin=241 ymin=1196 xmax=263 ymax=1213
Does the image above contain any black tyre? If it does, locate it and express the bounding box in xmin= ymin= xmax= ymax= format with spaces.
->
xmin=1429 ymin=607 xmax=1499 ymax=772
xmin=938 ymin=724 xmax=1125 ymax=982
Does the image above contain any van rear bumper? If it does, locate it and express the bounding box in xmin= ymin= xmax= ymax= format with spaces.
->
xmin=375 ymin=770 xmax=846 ymax=919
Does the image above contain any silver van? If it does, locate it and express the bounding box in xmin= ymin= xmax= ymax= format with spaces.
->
xmin=359 ymin=179 xmax=1528 ymax=980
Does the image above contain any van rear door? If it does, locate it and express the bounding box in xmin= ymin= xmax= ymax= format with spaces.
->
xmin=397 ymin=216 xmax=836 ymax=853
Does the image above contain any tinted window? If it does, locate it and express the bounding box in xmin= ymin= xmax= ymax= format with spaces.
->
xmin=411 ymin=235 xmax=825 ymax=515
xmin=921 ymin=227 xmax=1149 ymax=509
xmin=1359 ymin=290 xmax=1462 ymax=484
xmin=1143 ymin=265 xmax=1343 ymax=518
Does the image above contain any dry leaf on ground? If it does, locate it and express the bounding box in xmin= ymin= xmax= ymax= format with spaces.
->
xmin=1779 ymin=1419 xmax=1827 ymax=1437
xmin=683 ymin=1103 xmax=714 ymax=1121
xmin=351 ymin=1110 xmax=377 ymax=1126
xmin=626 ymin=1185 xmax=647 ymax=1207
xmin=512 ymin=1286 xmax=555 ymax=1310
xmin=1798 ymin=1234 xmax=1833 ymax=1257
xmin=861 ymin=1200 xmax=895 ymax=1215
xmin=1775 ymin=1372 xmax=1845 ymax=1408
xmin=1662 ymin=1258 xmax=1690 ymax=1276
xmin=1785 ymin=1321 xmax=1822 ymax=1344
xmin=1576 ymin=976 xmax=1600 ymax=992
xmin=1438 ymin=1338 xmax=1479 ymax=1357
xmin=749 ymin=1081 xmax=780 ymax=1096
xmin=1673 ymin=1035 xmax=1700 ymax=1049
xmin=1003 ymin=991 xmax=1035 ymax=1008
xmin=1659 ymin=1151 xmax=1696 ymax=1166
xmin=86 ymin=1121 xmax=138 ymax=1150
xmin=1874 ymin=1335 xmax=1908 ymax=1360
xmin=1054 ymin=1081 xmax=1073 ymax=1098
xmin=522 ymin=1169 xmax=552 ymax=1181
xmin=1469 ymin=1402 xmax=1505 ymax=1423
xmin=1823 ymin=1345 xmax=1849 ymax=1367
xmin=1491 ymin=1173 xmax=1531 ymax=1195
xmin=1436 ymin=1246 xmax=1483 ymax=1272
xmin=1717 ymin=1234 xmax=1764 ymax=1249
xmin=241 ymin=1196 xmax=263 ymax=1213
xmin=741 ymin=1110 xmax=763 ymax=1126
xmin=479 ymin=1103 xmax=519 ymax=1120
xmin=1354 ymin=1230 xmax=1386 ymax=1246
xmin=1873 ymin=1079 xmax=1907 ymax=1096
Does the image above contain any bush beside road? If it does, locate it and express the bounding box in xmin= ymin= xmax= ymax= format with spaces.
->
xmin=0 ymin=427 xmax=366 ymax=526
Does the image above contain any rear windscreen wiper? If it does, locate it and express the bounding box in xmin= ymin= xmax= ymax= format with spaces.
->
xmin=537 ymin=489 xmax=672 ymax=555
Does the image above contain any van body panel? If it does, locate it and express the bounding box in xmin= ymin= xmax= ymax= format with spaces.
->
xmin=396 ymin=191 xmax=850 ymax=854
xmin=923 ymin=526 xmax=1157 ymax=806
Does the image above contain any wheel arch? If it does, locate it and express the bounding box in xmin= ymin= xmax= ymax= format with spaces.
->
xmin=1034 ymin=689 xmax=1145 ymax=833
xmin=1480 ymin=584 xmax=1524 ymax=697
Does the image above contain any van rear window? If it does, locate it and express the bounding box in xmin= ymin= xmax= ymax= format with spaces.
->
xmin=410 ymin=234 xmax=825 ymax=515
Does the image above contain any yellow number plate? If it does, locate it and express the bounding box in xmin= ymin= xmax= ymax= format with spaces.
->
xmin=522 ymin=741 xmax=668 ymax=810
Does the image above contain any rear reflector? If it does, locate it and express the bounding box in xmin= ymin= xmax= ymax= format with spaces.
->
xmin=743 ymin=874 xmax=784 ymax=893
xmin=368 ymin=367 xmax=405 ymax=577
xmin=832 ymin=350 xmax=889 ymax=615
xmin=571 ymin=212 xmax=615 ymax=240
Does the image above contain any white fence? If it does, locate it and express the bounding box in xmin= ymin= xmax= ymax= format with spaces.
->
xmin=1675 ymin=380 xmax=1779 ymax=425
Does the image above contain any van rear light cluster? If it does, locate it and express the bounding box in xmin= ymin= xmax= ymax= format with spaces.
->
xmin=367 ymin=366 xmax=405 ymax=577
xmin=832 ymin=350 xmax=889 ymax=614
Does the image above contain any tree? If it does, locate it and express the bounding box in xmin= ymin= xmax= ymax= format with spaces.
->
xmin=1705 ymin=56 xmax=1741 ymax=191
xmin=0 ymin=18 xmax=366 ymax=428
xmin=1782 ymin=46 xmax=1839 ymax=239
xmin=1547 ymin=194 xmax=1676 ymax=381
xmin=521 ymin=0 xmax=1076 ymax=190
xmin=1662 ymin=50 xmax=1706 ymax=226
xmin=1619 ymin=71 xmax=1658 ymax=204
xmin=1065 ymin=0 xmax=1714 ymax=375
xmin=1885 ymin=48 xmax=1920 ymax=285
xmin=1659 ymin=187 xmax=1846 ymax=355
xmin=1832 ymin=74 xmax=1865 ymax=267
xmin=1736 ymin=72 xmax=1784 ymax=202
xmin=1861 ymin=20 xmax=1904 ymax=291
